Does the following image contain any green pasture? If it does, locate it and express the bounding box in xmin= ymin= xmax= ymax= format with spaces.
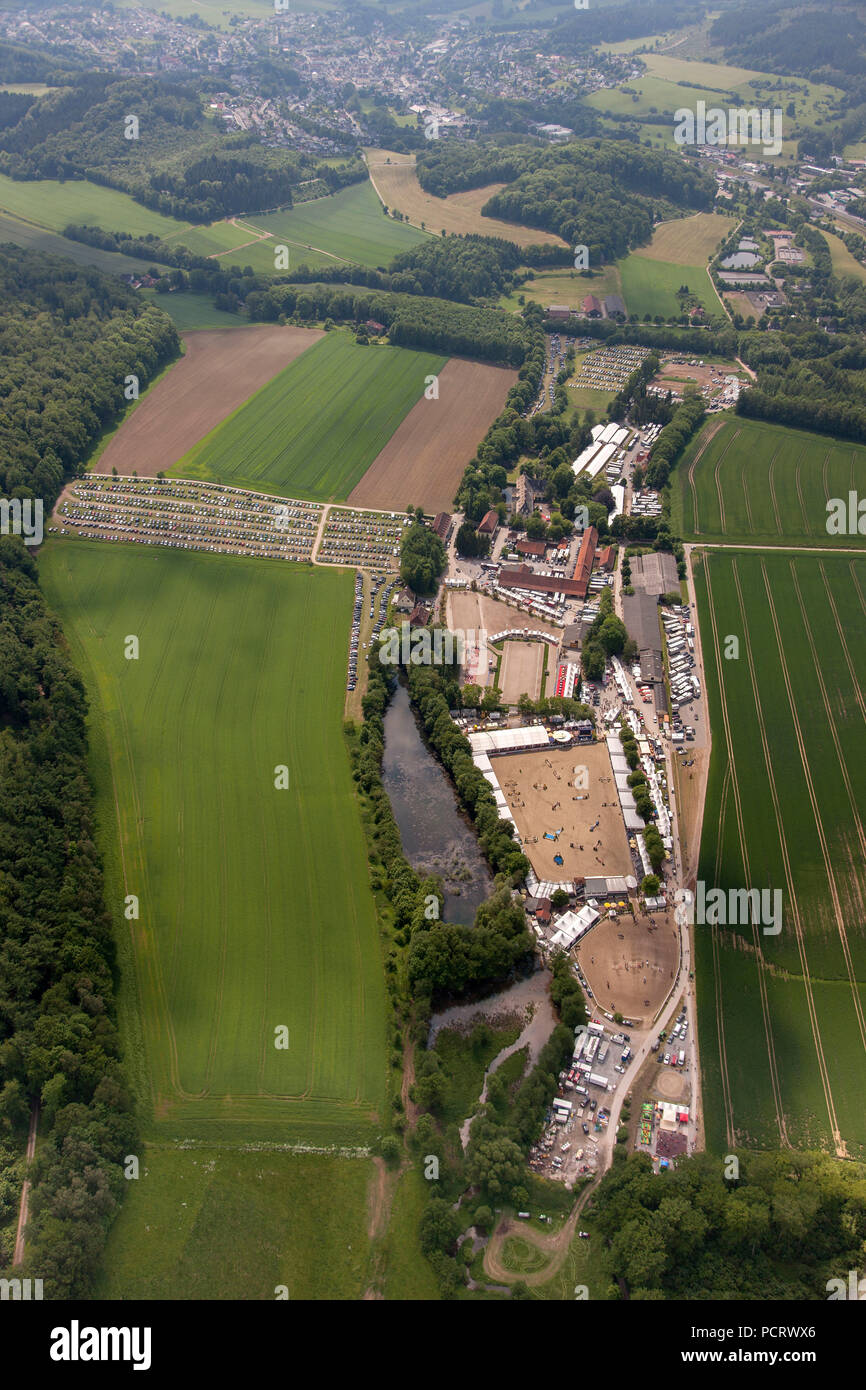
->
xmin=39 ymin=543 xmax=388 ymax=1145
xmin=0 ymin=208 xmax=167 ymax=277
xmin=251 ymin=178 xmax=430 ymax=268
xmin=617 ymin=254 xmax=718 ymax=318
xmin=672 ymin=416 xmax=866 ymax=545
xmin=177 ymin=331 xmax=446 ymax=501
xmin=694 ymin=549 xmax=866 ymax=1159
xmin=141 ymin=288 xmax=250 ymax=331
xmin=95 ymin=1146 xmax=373 ymax=1299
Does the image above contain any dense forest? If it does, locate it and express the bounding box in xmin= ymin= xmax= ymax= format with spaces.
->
xmin=0 ymin=75 xmax=361 ymax=222
xmin=416 ymin=141 xmax=715 ymax=262
xmin=0 ymin=248 xmax=178 ymax=509
xmin=0 ymin=539 xmax=136 ymax=1295
xmin=590 ymin=1149 xmax=866 ymax=1299
xmin=711 ymin=0 xmax=866 ymax=84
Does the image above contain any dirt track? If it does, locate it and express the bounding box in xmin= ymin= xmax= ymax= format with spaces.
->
xmin=98 ymin=325 xmax=323 ymax=477
xmin=348 ymin=359 xmax=517 ymax=514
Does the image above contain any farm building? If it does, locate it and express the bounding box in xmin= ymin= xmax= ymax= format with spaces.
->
xmin=573 ymin=526 xmax=599 ymax=598
xmin=548 ymin=304 xmax=573 ymax=318
xmin=630 ymin=551 xmax=679 ymax=596
xmin=582 ymin=294 xmax=602 ymax=317
xmin=498 ymin=566 xmax=586 ymax=598
xmin=432 ymin=511 xmax=452 ymax=542
xmin=604 ymin=294 xmax=626 ymax=319
xmin=477 ymin=509 xmax=499 ymax=537
xmin=515 ymin=538 xmax=547 ymax=558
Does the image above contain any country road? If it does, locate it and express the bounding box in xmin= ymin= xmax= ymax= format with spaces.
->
xmin=13 ymin=1103 xmax=38 ymax=1267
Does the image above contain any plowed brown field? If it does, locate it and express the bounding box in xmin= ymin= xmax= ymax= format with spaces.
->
xmin=348 ymin=358 xmax=517 ymax=513
xmin=98 ymin=325 xmax=323 ymax=478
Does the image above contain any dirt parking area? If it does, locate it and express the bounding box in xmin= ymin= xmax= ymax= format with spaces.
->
xmin=577 ymin=910 xmax=679 ymax=1023
xmin=348 ymin=359 xmax=516 ymax=514
xmin=98 ymin=326 xmax=323 ymax=478
xmin=499 ymin=639 xmax=545 ymax=703
xmin=493 ymin=742 xmax=632 ymax=882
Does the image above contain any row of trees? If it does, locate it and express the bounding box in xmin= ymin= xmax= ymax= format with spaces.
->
xmin=0 ymin=539 xmax=136 ymax=1296
xmin=245 ymin=281 xmax=530 ymax=366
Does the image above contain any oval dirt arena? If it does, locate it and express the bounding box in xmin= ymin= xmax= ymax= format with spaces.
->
xmin=98 ymin=325 xmax=324 ymax=478
xmin=577 ymin=910 xmax=680 ymax=1024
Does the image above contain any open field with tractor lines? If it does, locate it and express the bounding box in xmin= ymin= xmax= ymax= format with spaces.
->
xmin=694 ymin=548 xmax=866 ymax=1159
xmin=39 ymin=542 xmax=388 ymax=1147
xmin=177 ymin=331 xmax=446 ymax=501
xmin=673 ymin=417 xmax=866 ymax=546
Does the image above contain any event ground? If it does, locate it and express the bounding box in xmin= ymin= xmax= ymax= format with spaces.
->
xmin=498 ymin=639 xmax=545 ymax=703
xmin=493 ymin=742 xmax=632 ymax=883
xmin=576 ymin=910 xmax=680 ymax=1024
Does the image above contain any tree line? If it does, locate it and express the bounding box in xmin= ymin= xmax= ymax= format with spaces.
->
xmin=245 ymin=281 xmax=529 ymax=365
xmin=0 ymin=247 xmax=179 ymax=510
xmin=0 ymin=539 xmax=137 ymax=1297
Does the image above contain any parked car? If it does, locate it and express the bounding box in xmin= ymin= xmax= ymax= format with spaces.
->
xmin=582 ymin=1122 xmax=590 ymax=1135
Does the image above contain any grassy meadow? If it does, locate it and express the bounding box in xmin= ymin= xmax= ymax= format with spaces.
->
xmin=0 ymin=171 xmax=190 ymax=238
xmin=95 ymin=1147 xmax=374 ymax=1299
xmin=672 ymin=417 xmax=866 ymax=545
xmin=39 ymin=543 xmax=388 ymax=1147
xmin=177 ymin=331 xmax=447 ymax=500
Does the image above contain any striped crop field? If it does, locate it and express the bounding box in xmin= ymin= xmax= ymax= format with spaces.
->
xmin=694 ymin=548 xmax=866 ymax=1160
xmin=39 ymin=542 xmax=387 ymax=1147
xmin=175 ymin=330 xmax=447 ymax=501
xmin=673 ymin=417 xmax=866 ymax=546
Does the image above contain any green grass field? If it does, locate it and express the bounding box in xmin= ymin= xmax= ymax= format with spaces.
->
xmin=39 ymin=543 xmax=388 ymax=1146
xmin=95 ymin=1147 xmax=374 ymax=1299
xmin=617 ymin=254 xmax=719 ymax=318
xmin=822 ymin=229 xmax=866 ymax=286
xmin=177 ymin=331 xmax=446 ymax=500
xmin=0 ymin=208 xmax=168 ymax=277
xmin=0 ymin=172 xmax=190 ymax=239
xmin=252 ymin=179 xmax=430 ymax=268
xmin=672 ymin=417 xmax=866 ymax=546
xmin=695 ymin=548 xmax=866 ymax=1159
xmin=141 ymin=289 xmax=251 ymax=332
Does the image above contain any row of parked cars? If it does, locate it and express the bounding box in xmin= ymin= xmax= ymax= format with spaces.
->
xmin=347 ymin=572 xmax=364 ymax=691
